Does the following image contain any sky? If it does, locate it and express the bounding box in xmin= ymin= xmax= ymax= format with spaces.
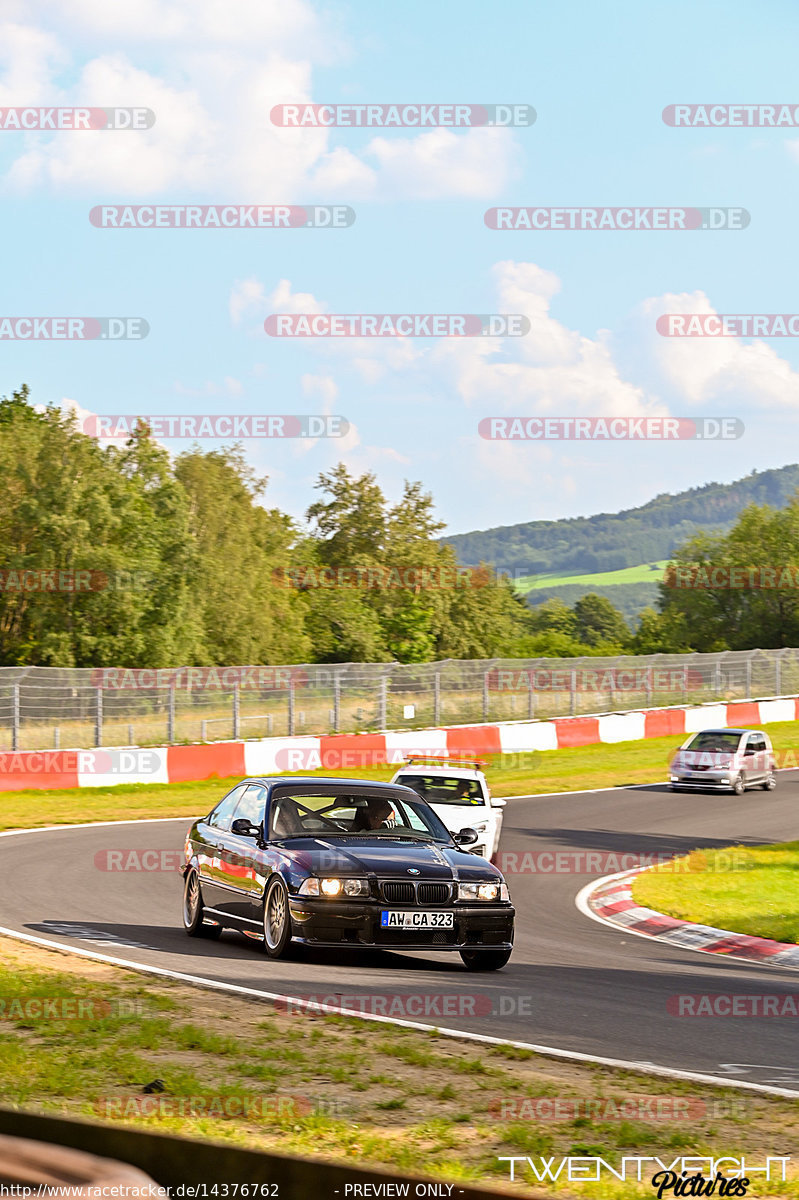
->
xmin=2 ymin=0 xmax=799 ymax=538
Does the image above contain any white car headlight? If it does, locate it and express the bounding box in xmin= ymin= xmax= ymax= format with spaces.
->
xmin=458 ymin=880 xmax=505 ymax=902
xmin=298 ymin=877 xmax=370 ymax=898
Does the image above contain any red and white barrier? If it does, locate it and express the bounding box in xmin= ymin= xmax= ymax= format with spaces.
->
xmin=1 ymin=696 xmax=796 ymax=791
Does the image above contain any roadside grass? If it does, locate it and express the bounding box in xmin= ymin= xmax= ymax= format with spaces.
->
xmin=633 ymin=841 xmax=799 ymax=944
xmin=2 ymin=939 xmax=799 ymax=1195
xmin=4 ymin=720 xmax=799 ymax=832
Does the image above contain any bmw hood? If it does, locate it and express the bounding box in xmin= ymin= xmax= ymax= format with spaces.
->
xmin=287 ymin=837 xmax=502 ymax=880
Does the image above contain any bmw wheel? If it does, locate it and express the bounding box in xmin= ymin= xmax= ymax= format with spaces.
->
xmin=182 ymin=869 xmax=222 ymax=939
xmin=459 ymin=947 xmax=512 ymax=972
xmin=263 ymin=877 xmax=292 ymax=958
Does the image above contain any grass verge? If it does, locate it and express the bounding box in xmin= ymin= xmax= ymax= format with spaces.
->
xmin=2 ymin=720 xmax=799 ymax=833
xmin=633 ymin=841 xmax=799 ymax=945
xmin=1 ymin=939 xmax=799 ymax=1195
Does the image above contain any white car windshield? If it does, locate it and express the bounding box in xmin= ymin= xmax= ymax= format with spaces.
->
xmin=398 ymin=775 xmax=486 ymax=806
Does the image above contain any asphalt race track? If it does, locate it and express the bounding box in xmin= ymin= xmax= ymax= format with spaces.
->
xmin=3 ymin=774 xmax=799 ymax=1093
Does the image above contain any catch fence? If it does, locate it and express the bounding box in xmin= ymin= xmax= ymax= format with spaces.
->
xmin=0 ymin=649 xmax=796 ymax=752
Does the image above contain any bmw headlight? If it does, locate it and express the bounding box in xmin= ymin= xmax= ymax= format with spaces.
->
xmin=458 ymin=881 xmax=508 ymax=902
xmin=298 ymin=877 xmax=370 ymax=898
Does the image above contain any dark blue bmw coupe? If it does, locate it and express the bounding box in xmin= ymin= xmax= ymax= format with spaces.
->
xmin=182 ymin=777 xmax=514 ymax=971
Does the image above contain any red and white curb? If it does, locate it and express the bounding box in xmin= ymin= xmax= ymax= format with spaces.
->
xmin=578 ymin=867 xmax=799 ymax=970
xmin=2 ymin=693 xmax=797 ymax=791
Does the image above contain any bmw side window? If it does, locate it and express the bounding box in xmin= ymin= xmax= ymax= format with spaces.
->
xmin=232 ymin=784 xmax=267 ymax=830
xmin=208 ymin=785 xmax=248 ymax=830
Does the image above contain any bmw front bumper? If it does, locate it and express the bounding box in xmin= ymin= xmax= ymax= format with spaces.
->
xmin=287 ymin=898 xmax=515 ymax=951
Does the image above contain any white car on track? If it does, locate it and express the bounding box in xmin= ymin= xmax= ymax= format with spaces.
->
xmin=389 ymin=757 xmax=505 ymax=860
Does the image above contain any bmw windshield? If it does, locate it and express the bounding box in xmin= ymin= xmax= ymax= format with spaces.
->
xmin=268 ymin=789 xmax=453 ymax=843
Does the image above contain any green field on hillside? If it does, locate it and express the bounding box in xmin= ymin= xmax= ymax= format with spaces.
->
xmin=513 ymin=560 xmax=669 ymax=592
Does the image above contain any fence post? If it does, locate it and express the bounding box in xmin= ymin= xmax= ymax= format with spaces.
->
xmin=482 ymin=672 xmax=489 ymax=721
xmin=53 ymin=726 xmax=60 ymax=750
xmin=379 ymin=676 xmax=388 ymax=729
xmin=570 ymin=669 xmax=576 ymax=716
xmin=11 ymin=684 xmax=19 ymax=752
xmin=128 ymin=724 xmax=134 ymax=746
xmin=433 ymin=671 xmax=441 ymax=726
xmin=745 ymin=657 xmax=752 ymax=700
xmin=775 ymin=654 xmax=781 ymax=697
xmin=333 ymin=675 xmax=341 ymax=733
xmin=233 ymin=682 xmax=241 ymax=739
xmin=95 ymin=686 xmax=103 ymax=748
xmin=527 ymin=670 xmax=534 ymax=719
xmin=167 ymin=683 xmax=176 ymax=744
xmin=645 ymin=667 xmax=652 ymax=707
xmin=288 ymin=679 xmax=295 ymax=736
xmin=715 ymin=660 xmax=722 ymax=698
xmin=201 ymin=719 xmax=208 ymax=742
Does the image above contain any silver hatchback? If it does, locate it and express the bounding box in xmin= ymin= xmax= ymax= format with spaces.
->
xmin=669 ymin=728 xmax=776 ymax=795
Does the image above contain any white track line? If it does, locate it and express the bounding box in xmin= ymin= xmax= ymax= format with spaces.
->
xmin=2 ymin=819 xmax=799 ymax=1097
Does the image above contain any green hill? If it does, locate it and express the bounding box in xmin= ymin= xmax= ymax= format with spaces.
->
xmin=445 ymin=465 xmax=799 ymax=578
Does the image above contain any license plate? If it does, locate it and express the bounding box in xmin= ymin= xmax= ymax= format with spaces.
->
xmin=380 ymin=910 xmax=454 ymax=929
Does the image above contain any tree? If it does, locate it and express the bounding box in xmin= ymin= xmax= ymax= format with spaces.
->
xmin=573 ymin=594 xmax=629 ymax=647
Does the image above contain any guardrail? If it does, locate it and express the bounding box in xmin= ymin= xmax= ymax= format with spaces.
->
xmin=0 ymin=1107 xmax=513 ymax=1200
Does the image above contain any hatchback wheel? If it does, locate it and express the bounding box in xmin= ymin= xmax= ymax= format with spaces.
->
xmin=182 ymin=870 xmax=222 ymax=939
xmin=732 ymin=774 xmax=745 ymax=796
xmin=762 ymin=772 xmax=777 ymax=790
xmin=263 ymin=877 xmax=292 ymax=958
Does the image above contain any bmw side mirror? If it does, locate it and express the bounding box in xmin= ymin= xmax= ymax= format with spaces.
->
xmin=454 ymin=827 xmax=479 ymax=847
xmin=231 ymin=818 xmax=261 ymax=838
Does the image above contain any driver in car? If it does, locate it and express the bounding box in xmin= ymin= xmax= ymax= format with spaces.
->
xmin=350 ymin=796 xmax=396 ymax=831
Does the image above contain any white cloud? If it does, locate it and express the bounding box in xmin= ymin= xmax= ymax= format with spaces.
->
xmin=618 ymin=290 xmax=799 ymax=409
xmin=230 ymin=278 xmax=268 ymax=325
xmin=0 ymin=8 xmax=523 ymax=199
xmin=365 ymin=126 xmax=521 ymax=198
